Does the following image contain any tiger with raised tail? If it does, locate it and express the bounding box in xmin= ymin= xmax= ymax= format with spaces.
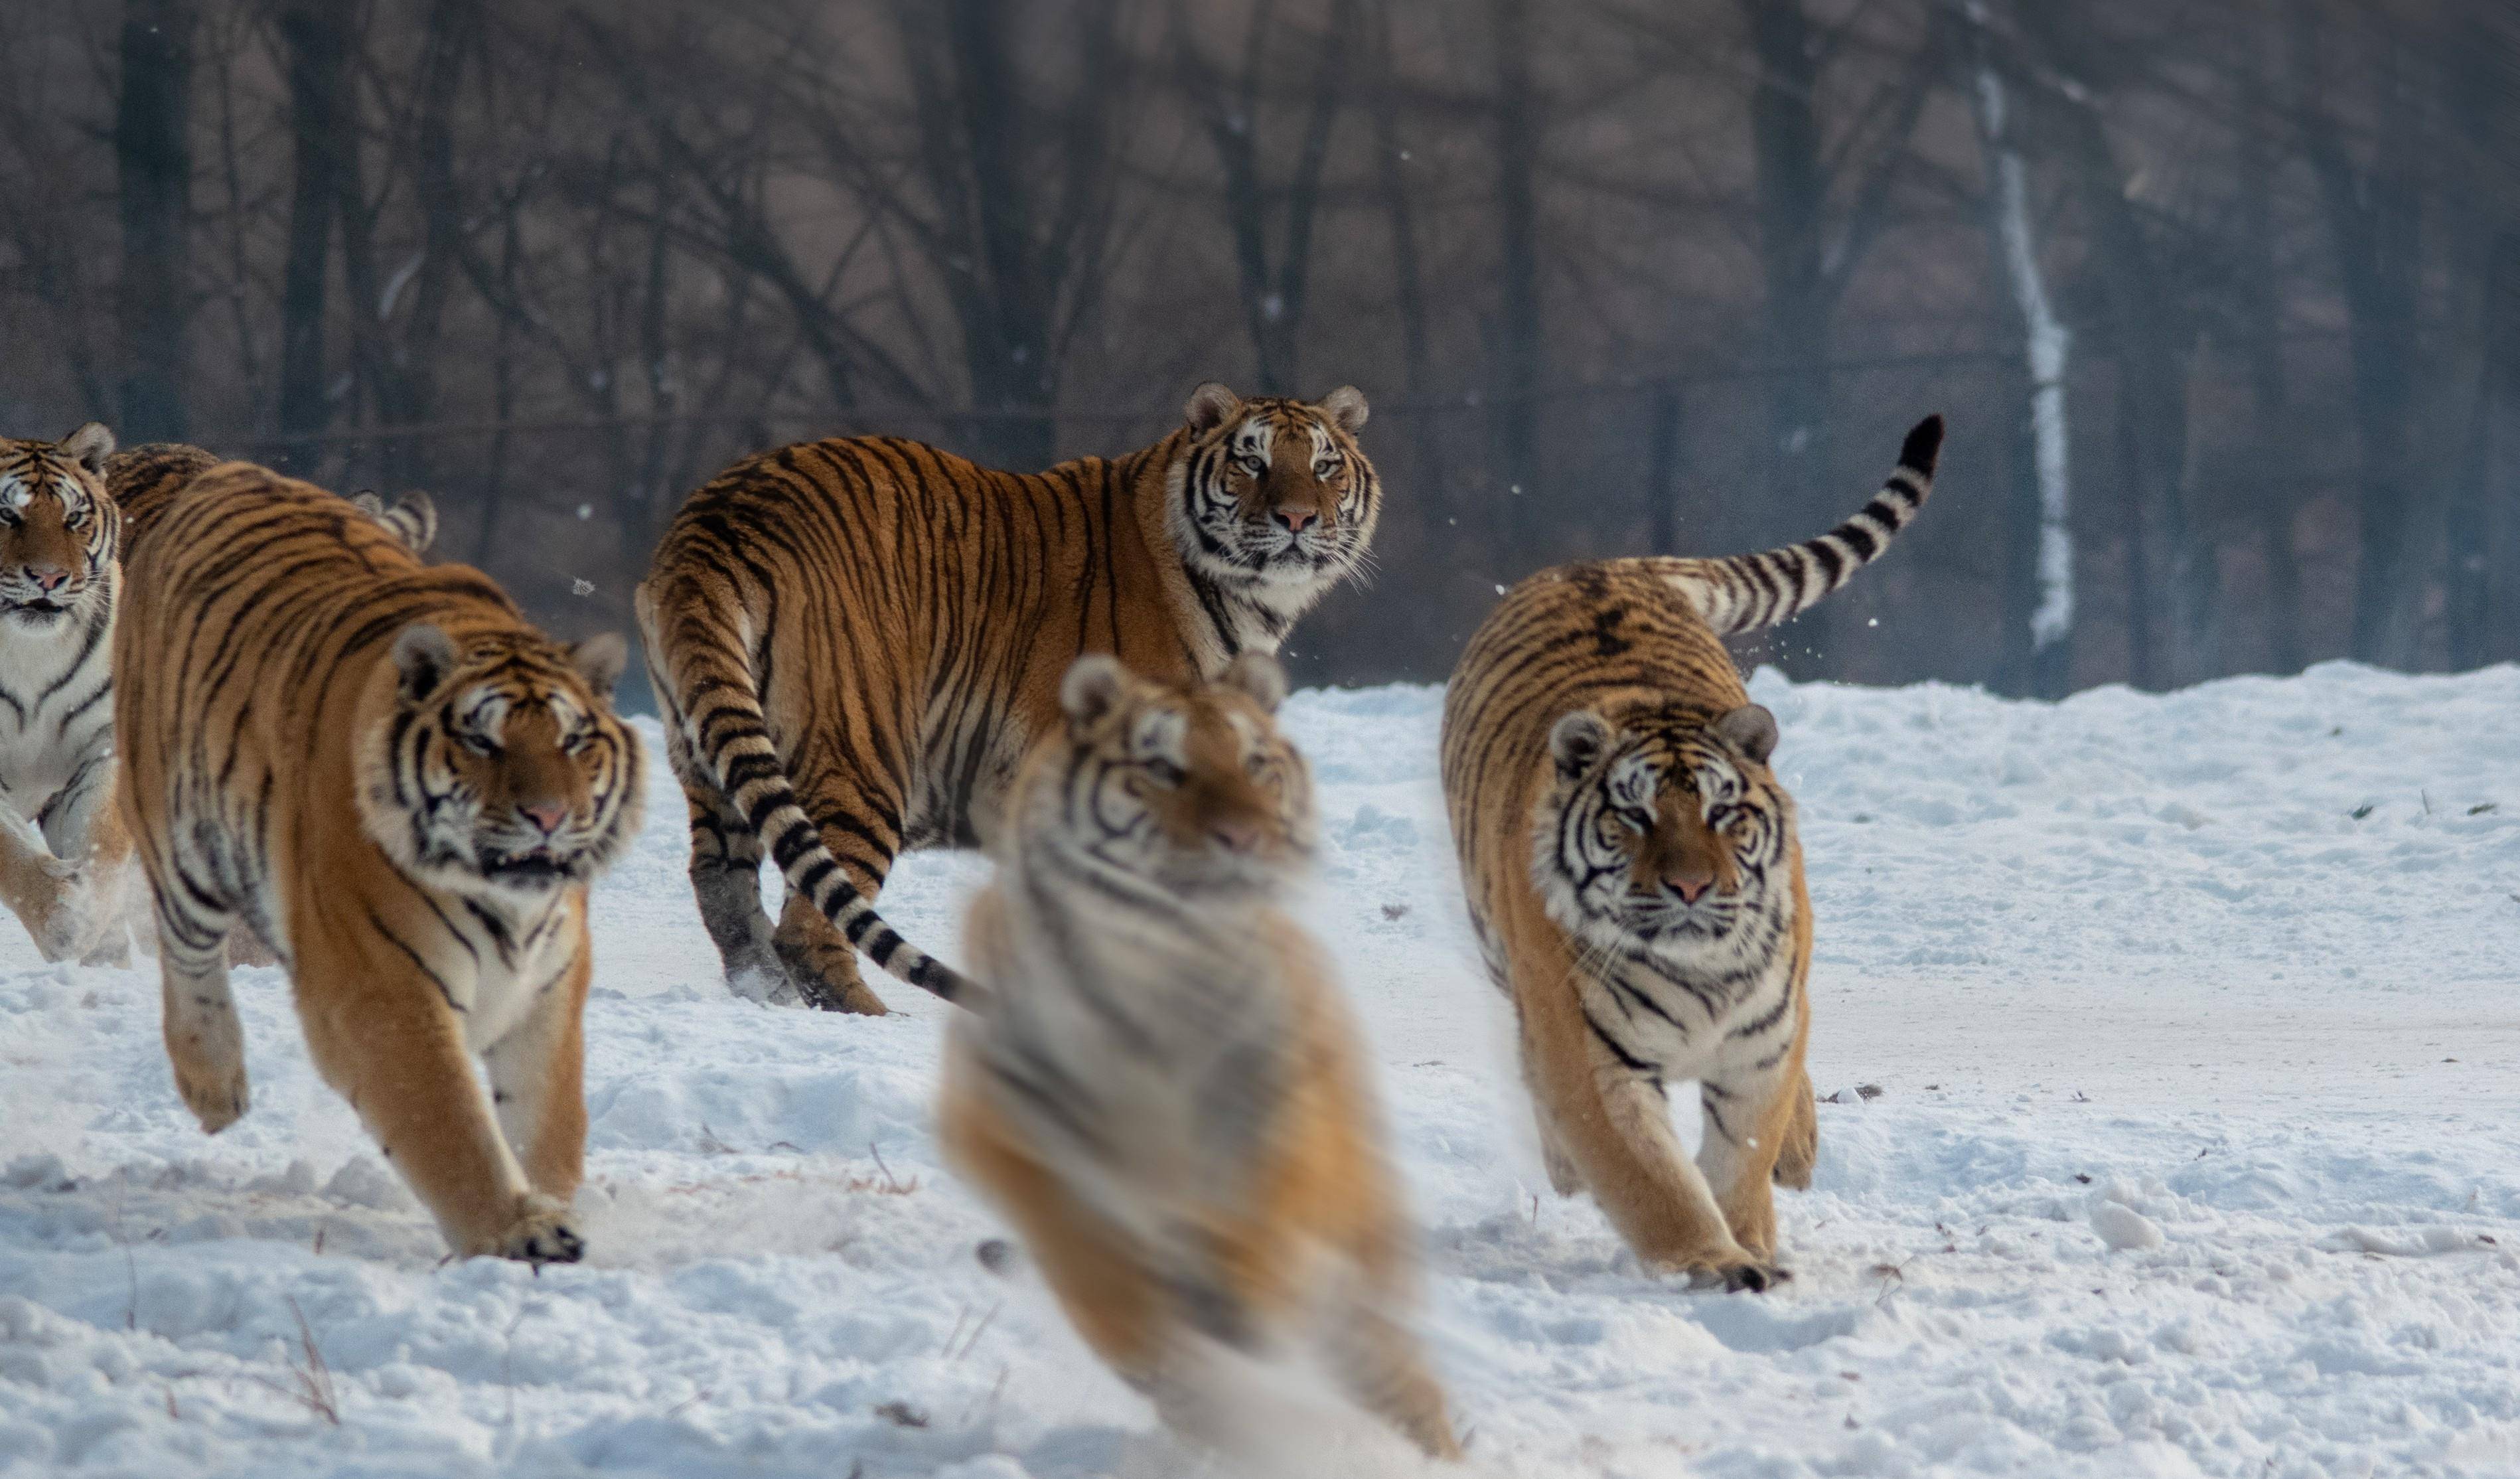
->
xmin=1440 ymin=416 xmax=1943 ymax=1290
xmin=117 ymin=461 xmax=642 ymax=1264
xmin=942 ymin=653 xmax=1461 ymax=1460
xmin=637 ymin=381 xmax=1380 ymax=1014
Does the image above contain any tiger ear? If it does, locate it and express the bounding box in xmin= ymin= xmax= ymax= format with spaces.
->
xmin=1548 ymin=710 xmax=1613 ymax=781
xmin=1221 ymin=653 xmax=1288 ymax=714
xmin=1713 ymin=704 xmax=1778 ymax=765
xmin=60 ymin=422 xmax=114 ymax=476
xmin=1317 ymin=386 xmax=1369 ymax=435
xmin=350 ymin=491 xmax=384 ymax=517
xmin=1184 ymin=381 xmax=1242 ymax=436
xmin=392 ymin=623 xmax=460 ymax=703
xmin=567 ymin=632 xmax=629 ymax=697
xmin=1061 ymin=654 xmax=1132 ymax=733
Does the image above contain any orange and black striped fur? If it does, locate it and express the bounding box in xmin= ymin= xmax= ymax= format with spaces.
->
xmin=110 ymin=441 xmax=437 ymax=553
xmin=1440 ymin=416 xmax=1943 ymax=1290
xmin=117 ymin=463 xmax=642 ymax=1264
xmin=942 ymin=655 xmax=1459 ymax=1460
xmin=0 ymin=424 xmax=128 ymax=965
xmin=638 ymin=382 xmax=1379 ymax=1014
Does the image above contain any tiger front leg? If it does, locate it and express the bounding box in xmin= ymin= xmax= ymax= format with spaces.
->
xmin=297 ymin=940 xmax=581 ymax=1265
xmin=1516 ymin=974 xmax=1767 ymax=1288
xmin=481 ymin=944 xmax=591 ymax=1205
xmin=0 ymin=803 xmax=88 ymax=961
xmin=1696 ymin=1059 xmax=1806 ymax=1271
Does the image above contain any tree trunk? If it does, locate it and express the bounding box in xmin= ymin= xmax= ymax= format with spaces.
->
xmin=1740 ymin=0 xmax=1837 ymax=663
xmin=1489 ymin=0 xmax=1541 ymax=539
xmin=1365 ymin=0 xmax=1444 ymax=518
xmin=2292 ymin=9 xmax=2428 ymax=670
xmin=1969 ymin=11 xmax=2073 ymax=695
xmin=115 ymin=0 xmax=196 ymax=443
xmin=275 ymin=0 xmax=352 ymax=467
xmin=395 ymin=0 xmax=474 ymax=492
xmin=1645 ymin=385 xmax=1684 ymax=556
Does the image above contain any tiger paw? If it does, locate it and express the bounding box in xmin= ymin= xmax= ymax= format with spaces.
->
xmin=1686 ymin=1261 xmax=1792 ymax=1294
xmin=481 ymin=1196 xmax=585 ymax=1266
xmin=173 ymin=1058 xmax=251 ymax=1134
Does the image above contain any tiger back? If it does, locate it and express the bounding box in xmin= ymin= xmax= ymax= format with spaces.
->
xmin=1440 ymin=416 xmax=1942 ymax=1290
xmin=636 ymin=380 xmax=1380 ymax=1016
xmin=117 ymin=462 xmax=643 ymax=1265
xmin=0 ymin=423 xmax=125 ymax=963
xmin=940 ymin=653 xmax=1459 ymax=1460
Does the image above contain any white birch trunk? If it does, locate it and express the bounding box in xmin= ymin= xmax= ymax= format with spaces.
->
xmin=1968 ymin=9 xmax=2075 ymax=653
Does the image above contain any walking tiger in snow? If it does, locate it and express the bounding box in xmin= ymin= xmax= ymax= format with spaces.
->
xmin=1440 ymin=416 xmax=1943 ymax=1290
xmin=0 ymin=430 xmax=436 ymax=969
xmin=941 ymin=653 xmax=1460 ymax=1460
xmin=637 ymin=382 xmax=1380 ymax=1015
xmin=117 ymin=461 xmax=641 ymax=1264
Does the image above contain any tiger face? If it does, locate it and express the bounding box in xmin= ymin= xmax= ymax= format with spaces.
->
xmin=1534 ymin=702 xmax=1792 ymax=964
xmin=1039 ymin=653 xmax=1315 ymax=897
xmin=0 ymin=424 xmax=117 ymax=630
xmin=1172 ymin=382 xmax=1378 ymax=595
xmin=360 ymin=625 xmax=646 ymax=900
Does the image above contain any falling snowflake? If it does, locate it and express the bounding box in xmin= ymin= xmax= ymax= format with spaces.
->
xmin=572 ymin=579 xmax=595 ymax=597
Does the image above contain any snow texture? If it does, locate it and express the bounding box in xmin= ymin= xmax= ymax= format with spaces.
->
xmin=4 ymin=661 xmax=2519 ymax=1476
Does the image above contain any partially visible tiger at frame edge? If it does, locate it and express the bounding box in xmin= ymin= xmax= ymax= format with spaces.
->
xmin=0 ymin=431 xmax=433 ymax=969
xmin=636 ymin=380 xmax=1381 ymax=1014
xmin=1440 ymin=414 xmax=1944 ymax=1292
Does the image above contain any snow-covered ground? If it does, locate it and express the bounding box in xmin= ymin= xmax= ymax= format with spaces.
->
xmin=5 ymin=662 xmax=2519 ymax=1478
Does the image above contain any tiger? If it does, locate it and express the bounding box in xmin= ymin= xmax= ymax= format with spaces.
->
xmin=636 ymin=380 xmax=1379 ymax=1015
xmin=0 ymin=424 xmax=127 ymax=965
xmin=1440 ymin=416 xmax=1943 ymax=1291
xmin=108 ymin=440 xmax=438 ymax=553
xmin=940 ymin=653 xmax=1461 ymax=1460
xmin=116 ymin=461 xmax=643 ymax=1264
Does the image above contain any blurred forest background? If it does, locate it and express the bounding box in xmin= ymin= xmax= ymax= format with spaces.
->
xmin=3 ymin=0 xmax=2518 ymax=700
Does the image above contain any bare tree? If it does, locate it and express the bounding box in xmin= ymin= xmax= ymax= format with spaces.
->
xmin=116 ymin=0 xmax=197 ymax=442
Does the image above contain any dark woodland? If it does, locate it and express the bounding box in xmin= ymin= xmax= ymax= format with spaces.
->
xmin=5 ymin=0 xmax=2519 ymax=700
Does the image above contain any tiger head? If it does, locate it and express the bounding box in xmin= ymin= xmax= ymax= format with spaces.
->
xmin=1532 ymin=701 xmax=1795 ymax=966
xmin=360 ymin=625 xmax=647 ymax=901
xmin=1031 ymin=652 xmax=1315 ymax=899
xmin=0 ymin=423 xmax=117 ymax=631
xmin=1169 ymin=382 xmax=1378 ymax=600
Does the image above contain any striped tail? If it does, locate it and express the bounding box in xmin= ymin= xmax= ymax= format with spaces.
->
xmin=349 ymin=489 xmax=439 ymax=553
xmin=637 ymin=578 xmax=975 ymax=1007
xmin=1658 ymin=415 xmax=1943 ymax=635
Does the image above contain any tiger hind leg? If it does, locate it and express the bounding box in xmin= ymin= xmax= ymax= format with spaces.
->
xmin=152 ymin=898 xmax=250 ymax=1134
xmin=668 ymin=725 xmax=794 ymax=1004
xmin=775 ymin=892 xmax=891 ymax=1016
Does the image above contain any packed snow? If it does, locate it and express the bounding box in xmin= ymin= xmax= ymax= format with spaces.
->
xmin=4 ymin=661 xmax=2519 ymax=1477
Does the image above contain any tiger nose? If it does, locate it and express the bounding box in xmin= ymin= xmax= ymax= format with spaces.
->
xmin=1210 ymin=818 xmax=1262 ymax=854
xmin=1272 ymin=508 xmax=1317 ymax=534
xmin=520 ymin=801 xmax=568 ymax=836
xmin=1666 ymin=874 xmax=1713 ymax=903
xmin=25 ymin=566 xmax=68 ymax=593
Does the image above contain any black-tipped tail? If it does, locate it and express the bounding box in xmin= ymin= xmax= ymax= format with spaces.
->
xmin=1655 ymin=414 xmax=1945 ymax=635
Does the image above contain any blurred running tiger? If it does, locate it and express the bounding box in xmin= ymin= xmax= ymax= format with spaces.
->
xmin=0 ymin=423 xmax=127 ymax=964
xmin=1440 ymin=416 xmax=1943 ymax=1290
xmin=942 ymin=654 xmax=1460 ymax=1460
xmin=117 ymin=462 xmax=642 ymax=1264
xmin=638 ymin=381 xmax=1379 ymax=1014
